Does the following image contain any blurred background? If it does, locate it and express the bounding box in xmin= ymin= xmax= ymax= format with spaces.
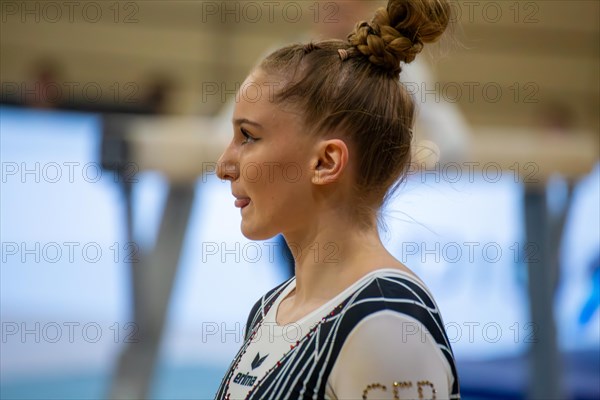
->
xmin=1 ymin=1 xmax=598 ymax=399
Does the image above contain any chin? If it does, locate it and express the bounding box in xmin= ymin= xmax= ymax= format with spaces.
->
xmin=240 ymin=223 xmax=278 ymax=241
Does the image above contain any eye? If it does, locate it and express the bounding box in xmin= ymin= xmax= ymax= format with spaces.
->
xmin=240 ymin=127 xmax=258 ymax=145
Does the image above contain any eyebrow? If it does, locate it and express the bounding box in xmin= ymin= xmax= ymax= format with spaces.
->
xmin=232 ymin=118 xmax=263 ymax=129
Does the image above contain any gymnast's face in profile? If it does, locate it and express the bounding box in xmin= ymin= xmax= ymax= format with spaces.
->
xmin=217 ymin=69 xmax=320 ymax=240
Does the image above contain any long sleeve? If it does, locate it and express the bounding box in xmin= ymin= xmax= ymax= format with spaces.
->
xmin=327 ymin=310 xmax=456 ymax=400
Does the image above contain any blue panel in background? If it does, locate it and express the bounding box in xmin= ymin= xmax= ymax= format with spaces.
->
xmin=1 ymin=106 xmax=130 ymax=385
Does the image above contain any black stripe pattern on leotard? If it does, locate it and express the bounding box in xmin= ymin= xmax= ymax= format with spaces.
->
xmin=214 ymin=273 xmax=460 ymax=400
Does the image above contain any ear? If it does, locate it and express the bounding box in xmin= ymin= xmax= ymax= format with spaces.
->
xmin=311 ymin=139 xmax=349 ymax=185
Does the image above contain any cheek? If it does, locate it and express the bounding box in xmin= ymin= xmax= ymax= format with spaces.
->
xmin=240 ymin=163 xmax=264 ymax=184
xmin=241 ymin=141 xmax=314 ymax=203
xmin=254 ymin=163 xmax=307 ymax=196
xmin=252 ymin=161 xmax=313 ymax=212
xmin=271 ymin=163 xmax=305 ymax=188
xmin=243 ymin=147 xmax=309 ymax=187
xmin=270 ymin=167 xmax=313 ymax=214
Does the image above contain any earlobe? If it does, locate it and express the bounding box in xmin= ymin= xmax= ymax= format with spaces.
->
xmin=311 ymin=173 xmax=320 ymax=184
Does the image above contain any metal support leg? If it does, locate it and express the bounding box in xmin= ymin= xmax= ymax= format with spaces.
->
xmin=109 ymin=184 xmax=196 ymax=399
xmin=524 ymin=185 xmax=567 ymax=399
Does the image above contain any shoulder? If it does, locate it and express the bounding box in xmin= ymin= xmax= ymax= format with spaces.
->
xmin=328 ymin=310 xmax=459 ymax=399
xmin=340 ymin=271 xmax=444 ymax=333
xmin=341 ymin=271 xmax=453 ymax=356
xmin=325 ymin=272 xmax=460 ymax=398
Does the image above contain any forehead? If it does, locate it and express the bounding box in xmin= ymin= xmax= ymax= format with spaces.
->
xmin=233 ymin=70 xmax=303 ymax=129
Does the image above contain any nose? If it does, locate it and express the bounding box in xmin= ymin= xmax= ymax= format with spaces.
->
xmin=216 ymin=142 xmax=239 ymax=182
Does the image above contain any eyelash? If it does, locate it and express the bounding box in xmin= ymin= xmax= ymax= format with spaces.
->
xmin=240 ymin=128 xmax=257 ymax=145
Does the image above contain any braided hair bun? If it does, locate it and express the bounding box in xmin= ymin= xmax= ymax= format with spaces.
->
xmin=347 ymin=0 xmax=451 ymax=75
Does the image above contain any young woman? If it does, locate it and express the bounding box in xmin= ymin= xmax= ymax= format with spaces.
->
xmin=214 ymin=0 xmax=460 ymax=399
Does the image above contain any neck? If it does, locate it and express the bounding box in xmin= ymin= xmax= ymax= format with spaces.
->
xmin=282 ymin=208 xmax=396 ymax=307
